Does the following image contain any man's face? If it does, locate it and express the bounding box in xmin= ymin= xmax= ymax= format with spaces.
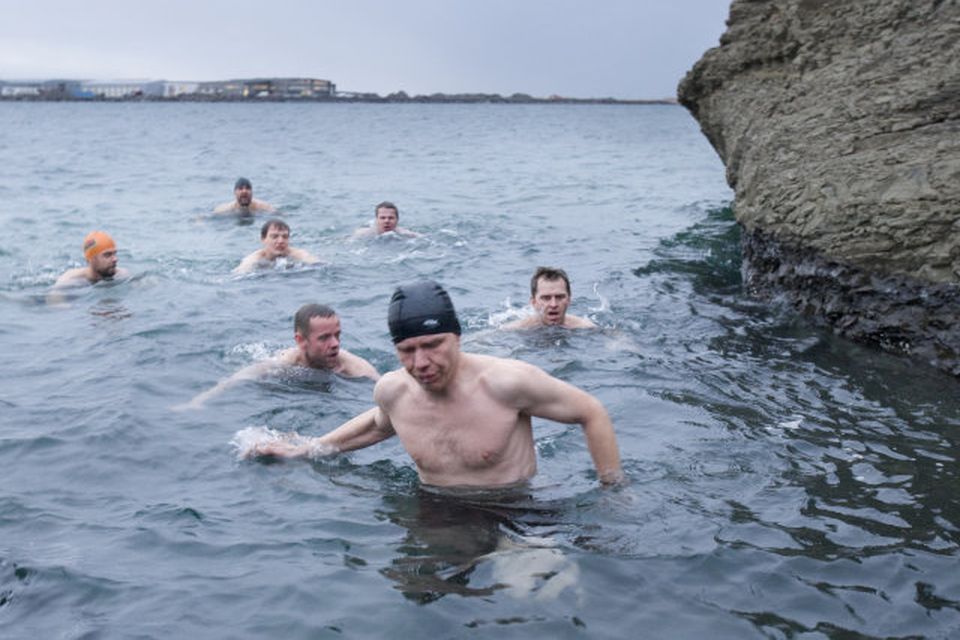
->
xmin=395 ymin=332 xmax=460 ymax=391
xmin=375 ymin=207 xmax=398 ymax=234
xmin=89 ymin=249 xmax=118 ymax=279
xmin=261 ymin=225 xmax=290 ymax=259
xmin=531 ymin=277 xmax=570 ymax=326
xmin=296 ymin=315 xmax=342 ymax=369
xmin=234 ymin=184 xmax=253 ymax=207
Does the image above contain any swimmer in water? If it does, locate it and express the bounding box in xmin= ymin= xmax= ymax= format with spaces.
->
xmin=52 ymin=230 xmax=131 ymax=289
xmin=352 ymin=201 xmax=421 ymax=239
xmin=234 ymin=219 xmax=321 ymax=273
xmin=179 ymin=304 xmax=379 ymax=409
xmin=502 ymin=266 xmax=597 ymax=330
xmin=213 ymin=177 xmax=277 ymax=215
xmin=251 ymin=280 xmax=624 ymax=488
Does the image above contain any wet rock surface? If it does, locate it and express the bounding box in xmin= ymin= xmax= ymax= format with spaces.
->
xmin=679 ymin=0 xmax=960 ymax=376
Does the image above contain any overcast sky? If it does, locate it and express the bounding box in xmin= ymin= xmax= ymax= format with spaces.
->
xmin=1 ymin=0 xmax=730 ymax=99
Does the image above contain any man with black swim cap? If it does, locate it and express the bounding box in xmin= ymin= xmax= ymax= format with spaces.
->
xmin=252 ymin=280 xmax=624 ymax=487
xmin=213 ymin=177 xmax=277 ymax=215
xmin=387 ymin=280 xmax=461 ymax=344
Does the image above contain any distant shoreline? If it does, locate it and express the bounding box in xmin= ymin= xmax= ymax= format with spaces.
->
xmin=0 ymin=94 xmax=676 ymax=106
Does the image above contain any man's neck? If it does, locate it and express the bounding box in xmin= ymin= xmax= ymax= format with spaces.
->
xmin=297 ymin=351 xmax=340 ymax=372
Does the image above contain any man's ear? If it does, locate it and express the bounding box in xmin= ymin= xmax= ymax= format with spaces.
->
xmin=294 ymin=332 xmax=305 ymax=349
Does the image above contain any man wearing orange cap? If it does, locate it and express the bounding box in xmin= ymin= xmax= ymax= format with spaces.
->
xmin=53 ymin=231 xmax=130 ymax=288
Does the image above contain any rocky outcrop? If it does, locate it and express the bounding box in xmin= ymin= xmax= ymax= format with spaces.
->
xmin=678 ymin=0 xmax=960 ymax=376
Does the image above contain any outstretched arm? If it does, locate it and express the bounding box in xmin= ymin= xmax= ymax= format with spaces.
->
xmin=250 ymin=406 xmax=395 ymax=459
xmin=175 ymin=359 xmax=277 ymax=410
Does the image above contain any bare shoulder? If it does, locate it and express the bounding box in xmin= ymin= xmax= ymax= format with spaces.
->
xmin=251 ymin=199 xmax=276 ymax=213
xmin=213 ymin=201 xmax=238 ymax=214
xmin=339 ymin=349 xmax=380 ymax=380
xmin=234 ymin=250 xmax=264 ymax=273
xmin=501 ymin=315 xmax=538 ymax=331
xmin=470 ymin=353 xmax=578 ymax=412
xmin=565 ymin=314 xmax=598 ymax=329
xmin=352 ymin=227 xmax=376 ymax=239
xmin=373 ymin=369 xmax=411 ymax=406
xmin=53 ymin=267 xmax=89 ymax=288
xmin=289 ymin=247 xmax=320 ymax=264
xmin=469 ymin=353 xmax=542 ymax=392
xmin=276 ymin=347 xmax=301 ymax=366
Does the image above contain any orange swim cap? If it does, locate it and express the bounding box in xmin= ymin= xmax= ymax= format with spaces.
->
xmin=83 ymin=231 xmax=116 ymax=261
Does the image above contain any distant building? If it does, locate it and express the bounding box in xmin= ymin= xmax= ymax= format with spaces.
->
xmin=1 ymin=80 xmax=83 ymax=98
xmin=158 ymin=82 xmax=200 ymax=98
xmin=1 ymin=83 xmax=41 ymax=97
xmin=271 ymin=78 xmax=336 ymax=98
xmin=196 ymin=80 xmax=246 ymax=98
xmin=1 ymin=76 xmax=337 ymax=100
xmin=195 ymin=77 xmax=336 ymax=99
xmin=79 ymin=80 xmax=154 ymax=99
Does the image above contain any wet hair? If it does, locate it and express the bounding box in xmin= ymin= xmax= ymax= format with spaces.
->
xmin=294 ymin=304 xmax=337 ymax=336
xmin=235 ymin=177 xmax=252 ymax=190
xmin=260 ymin=219 xmax=290 ymax=239
xmin=388 ymin=280 xmax=461 ymax=344
xmin=375 ymin=201 xmax=399 ymax=219
xmin=530 ymin=266 xmax=571 ymax=297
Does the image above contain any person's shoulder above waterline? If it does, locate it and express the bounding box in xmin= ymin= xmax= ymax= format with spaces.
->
xmin=350 ymin=225 xmax=421 ymax=240
xmin=501 ymin=313 xmax=597 ymax=330
xmin=213 ymin=177 xmax=277 ymax=215
xmin=277 ymin=346 xmax=379 ymax=380
xmin=213 ymin=198 xmax=276 ymax=215
xmin=233 ymin=248 xmax=321 ymax=274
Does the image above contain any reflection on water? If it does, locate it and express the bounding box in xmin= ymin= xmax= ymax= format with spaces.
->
xmin=379 ymin=488 xmax=580 ymax=604
xmin=88 ymin=298 xmax=132 ymax=320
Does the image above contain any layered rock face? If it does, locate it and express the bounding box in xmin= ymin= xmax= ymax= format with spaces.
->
xmin=679 ymin=0 xmax=960 ymax=376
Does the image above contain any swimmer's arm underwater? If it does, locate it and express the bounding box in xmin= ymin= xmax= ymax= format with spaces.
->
xmin=174 ymin=359 xmax=279 ymax=410
xmin=249 ymin=406 xmax=396 ymax=459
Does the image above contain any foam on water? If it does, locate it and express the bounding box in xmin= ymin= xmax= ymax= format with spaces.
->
xmin=230 ymin=425 xmax=336 ymax=460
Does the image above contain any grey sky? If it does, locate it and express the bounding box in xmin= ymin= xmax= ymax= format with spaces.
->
xmin=1 ymin=0 xmax=730 ymax=99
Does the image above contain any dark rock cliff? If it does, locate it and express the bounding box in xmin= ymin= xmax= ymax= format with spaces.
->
xmin=678 ymin=0 xmax=960 ymax=376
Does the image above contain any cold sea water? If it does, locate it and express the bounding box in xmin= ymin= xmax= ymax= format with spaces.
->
xmin=1 ymin=102 xmax=958 ymax=639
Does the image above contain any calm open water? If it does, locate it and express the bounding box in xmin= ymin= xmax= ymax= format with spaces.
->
xmin=1 ymin=102 xmax=958 ymax=639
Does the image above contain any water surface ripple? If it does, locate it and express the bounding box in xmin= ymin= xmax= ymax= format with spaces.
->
xmin=1 ymin=103 xmax=958 ymax=639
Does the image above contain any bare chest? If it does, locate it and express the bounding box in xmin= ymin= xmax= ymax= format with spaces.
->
xmin=391 ymin=391 xmax=533 ymax=481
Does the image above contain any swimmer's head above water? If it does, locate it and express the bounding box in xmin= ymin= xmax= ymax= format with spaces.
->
xmin=388 ymin=280 xmax=461 ymax=344
xmin=374 ymin=201 xmax=399 ymax=234
xmin=82 ymin=230 xmax=120 ymax=279
xmin=234 ymin=177 xmax=253 ymax=207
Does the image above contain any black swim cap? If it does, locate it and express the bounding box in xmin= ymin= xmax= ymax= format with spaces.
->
xmin=235 ymin=177 xmax=252 ymax=189
xmin=388 ymin=280 xmax=462 ymax=344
